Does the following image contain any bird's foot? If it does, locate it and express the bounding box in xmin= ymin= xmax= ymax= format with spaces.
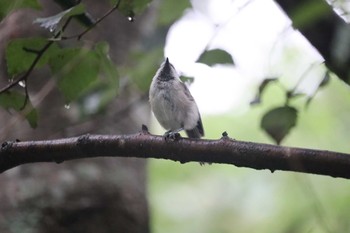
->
xmin=164 ymin=130 xmax=181 ymax=141
xmin=199 ymin=162 xmax=212 ymax=166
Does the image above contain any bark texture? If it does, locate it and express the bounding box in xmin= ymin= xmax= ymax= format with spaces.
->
xmin=1 ymin=132 xmax=350 ymax=179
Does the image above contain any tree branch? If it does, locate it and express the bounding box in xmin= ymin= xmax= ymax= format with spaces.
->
xmin=275 ymin=0 xmax=350 ymax=84
xmin=0 ymin=16 xmax=74 ymax=102
xmin=1 ymin=129 xmax=349 ymax=179
xmin=61 ymin=0 xmax=122 ymax=41
xmin=0 ymin=1 xmax=122 ymax=104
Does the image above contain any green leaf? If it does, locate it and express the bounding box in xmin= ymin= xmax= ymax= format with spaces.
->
xmin=5 ymin=37 xmax=60 ymax=76
xmin=319 ymin=70 xmax=330 ymax=88
xmin=94 ymin=42 xmax=119 ymax=107
xmin=0 ymin=91 xmax=38 ymax=128
xmin=53 ymin=0 xmax=95 ymax=27
xmin=110 ymin=0 xmax=151 ymax=19
xmin=0 ymin=0 xmax=41 ymax=21
xmin=180 ymin=76 xmax=194 ymax=84
xmin=251 ymin=77 xmax=278 ymax=105
xmin=33 ymin=3 xmax=85 ymax=32
xmin=49 ymin=43 xmax=118 ymax=111
xmin=291 ymin=0 xmax=331 ymax=29
xmin=126 ymin=48 xmax=163 ymax=91
xmin=286 ymin=90 xmax=305 ymax=100
xmin=49 ymin=47 xmax=99 ymax=103
xmin=197 ymin=49 xmax=234 ymax=66
xmin=157 ymin=0 xmax=190 ymax=26
xmin=95 ymin=42 xmax=119 ymax=92
xmin=261 ymin=106 xmax=298 ymax=145
xmin=305 ymin=70 xmax=331 ymax=107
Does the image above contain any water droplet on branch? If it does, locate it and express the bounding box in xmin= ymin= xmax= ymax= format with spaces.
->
xmin=19 ymin=80 xmax=26 ymax=88
xmin=127 ymin=11 xmax=135 ymax=22
xmin=49 ymin=25 xmax=56 ymax=33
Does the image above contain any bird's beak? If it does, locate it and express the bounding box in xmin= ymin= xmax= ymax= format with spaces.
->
xmin=163 ymin=57 xmax=171 ymax=71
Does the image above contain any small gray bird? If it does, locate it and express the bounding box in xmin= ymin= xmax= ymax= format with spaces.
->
xmin=149 ymin=58 xmax=204 ymax=139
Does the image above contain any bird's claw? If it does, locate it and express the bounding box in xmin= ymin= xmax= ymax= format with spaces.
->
xmin=164 ymin=131 xmax=181 ymax=141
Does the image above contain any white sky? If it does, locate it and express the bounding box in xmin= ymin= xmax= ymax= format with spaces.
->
xmin=164 ymin=0 xmax=326 ymax=114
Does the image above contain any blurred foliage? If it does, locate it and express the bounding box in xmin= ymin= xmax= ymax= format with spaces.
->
xmin=120 ymin=0 xmax=191 ymax=91
xmin=125 ymin=48 xmax=164 ymax=92
xmin=2 ymin=2 xmax=120 ymax=127
xmin=306 ymin=71 xmax=330 ymax=107
xmin=49 ymin=47 xmax=100 ymax=103
xmin=2 ymin=0 xmax=350 ymax=232
xmin=250 ymin=66 xmax=330 ymax=144
xmin=92 ymin=42 xmax=120 ymax=109
xmin=1 ymin=0 xmax=193 ymax=128
xmin=197 ymin=49 xmax=234 ymax=66
xmin=261 ymin=106 xmax=298 ymax=145
xmin=250 ymin=78 xmax=277 ymax=105
xmin=149 ymin=75 xmax=350 ymax=233
xmin=148 ymin=0 xmax=350 ymax=225
xmin=53 ymin=0 xmax=95 ymax=26
xmin=33 ymin=3 xmax=86 ymax=32
xmin=291 ymin=0 xmax=331 ymax=28
xmin=49 ymin=43 xmax=118 ymax=104
xmin=157 ymin=0 xmax=191 ymax=26
xmin=110 ymin=0 xmax=151 ymax=20
xmin=5 ymin=38 xmax=60 ymax=76
xmin=0 ymin=91 xmax=38 ymax=128
xmin=0 ymin=0 xmax=41 ymax=20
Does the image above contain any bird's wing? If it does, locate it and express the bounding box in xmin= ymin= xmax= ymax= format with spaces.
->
xmin=180 ymin=82 xmax=195 ymax=101
xmin=181 ymin=82 xmax=205 ymax=137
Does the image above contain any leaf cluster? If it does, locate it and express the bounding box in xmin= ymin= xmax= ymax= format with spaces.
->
xmin=0 ymin=0 xmax=150 ymax=127
xmin=251 ymin=71 xmax=330 ymax=144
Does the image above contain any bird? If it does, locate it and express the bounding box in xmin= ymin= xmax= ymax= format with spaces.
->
xmin=149 ymin=58 xmax=204 ymax=139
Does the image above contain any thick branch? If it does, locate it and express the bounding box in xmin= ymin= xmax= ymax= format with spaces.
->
xmin=275 ymin=0 xmax=350 ymax=84
xmin=1 ymin=131 xmax=350 ymax=179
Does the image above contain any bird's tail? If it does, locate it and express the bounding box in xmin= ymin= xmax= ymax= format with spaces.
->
xmin=185 ymin=128 xmax=202 ymax=138
xmin=186 ymin=118 xmax=204 ymax=138
xmin=186 ymin=120 xmax=208 ymax=165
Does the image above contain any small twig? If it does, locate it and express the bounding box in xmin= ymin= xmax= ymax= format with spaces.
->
xmin=20 ymin=82 xmax=30 ymax=110
xmin=62 ymin=0 xmax=122 ymax=41
xmin=289 ymin=62 xmax=320 ymax=95
xmin=23 ymin=47 xmax=42 ymax=54
xmin=202 ymin=0 xmax=255 ymax=52
xmin=60 ymin=15 xmax=74 ymax=33
xmin=0 ymin=40 xmax=55 ymax=95
xmin=275 ymin=0 xmax=350 ymax=85
xmin=0 ymin=1 xmax=122 ymax=106
xmin=0 ymin=16 xmax=74 ymax=107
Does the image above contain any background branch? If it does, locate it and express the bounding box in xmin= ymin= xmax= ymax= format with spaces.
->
xmin=57 ymin=0 xmax=121 ymax=41
xmin=0 ymin=1 xmax=122 ymax=106
xmin=1 ymin=129 xmax=350 ymax=179
xmin=275 ymin=0 xmax=350 ymax=84
xmin=0 ymin=40 xmax=54 ymax=95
